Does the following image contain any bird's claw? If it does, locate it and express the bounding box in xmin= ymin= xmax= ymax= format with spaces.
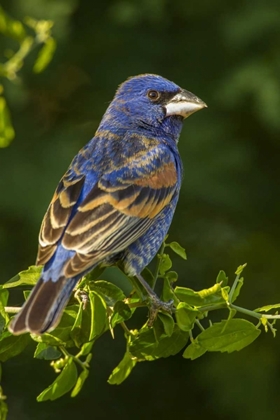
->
xmin=147 ymin=297 xmax=174 ymax=327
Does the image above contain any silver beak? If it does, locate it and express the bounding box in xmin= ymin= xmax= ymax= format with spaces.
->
xmin=165 ymin=89 xmax=207 ymax=119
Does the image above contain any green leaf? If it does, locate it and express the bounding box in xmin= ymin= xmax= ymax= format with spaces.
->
xmin=71 ymin=369 xmax=89 ymax=397
xmin=153 ymin=317 xmax=166 ymax=342
xmin=0 ymin=96 xmax=15 ymax=148
xmin=255 ymin=303 xmax=280 ymax=313
xmin=161 ymin=278 xmax=179 ymax=306
xmin=37 ymin=359 xmax=78 ymax=401
xmin=235 ymin=263 xmax=247 ymax=275
xmin=33 ymin=37 xmax=56 ymax=73
xmin=196 ymin=319 xmax=261 ymax=353
xmin=129 ymin=326 xmax=189 ymax=361
xmin=216 ymin=270 xmax=228 ymax=286
xmin=183 ymin=340 xmax=207 ymax=360
xmin=0 ymin=332 xmax=30 ymax=362
xmin=158 ymin=313 xmax=174 ymax=337
xmin=175 ymin=283 xmax=224 ymax=306
xmin=79 ymin=341 xmax=94 ymax=357
xmin=0 ymin=6 xmax=26 ymax=41
xmin=3 ymin=266 xmax=42 ymax=289
xmin=89 ymin=280 xmax=126 ymax=306
xmin=89 ymin=291 xmax=108 ymax=341
xmin=164 ymin=271 xmax=178 ymax=283
xmin=168 ymin=242 xmax=187 ymax=260
xmin=110 ymin=301 xmax=132 ymax=328
xmin=175 ymin=302 xmax=198 ymax=332
xmin=231 ymin=278 xmax=244 ymax=302
xmin=34 ymin=343 xmax=61 ymax=360
xmin=108 ymin=352 xmax=137 ymax=385
xmin=0 ymin=286 xmax=9 ymax=325
xmin=159 ymin=254 xmax=172 ymax=275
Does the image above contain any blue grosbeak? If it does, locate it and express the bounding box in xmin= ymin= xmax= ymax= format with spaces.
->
xmin=9 ymin=74 xmax=206 ymax=335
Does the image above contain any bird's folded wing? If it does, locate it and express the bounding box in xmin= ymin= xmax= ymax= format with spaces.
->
xmin=37 ymin=144 xmax=178 ymax=277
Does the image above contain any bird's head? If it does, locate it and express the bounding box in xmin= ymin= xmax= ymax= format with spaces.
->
xmin=100 ymin=74 xmax=207 ymax=140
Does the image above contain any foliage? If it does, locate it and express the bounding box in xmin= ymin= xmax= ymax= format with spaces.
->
xmin=1 ymin=239 xmax=279 ymax=408
xmin=0 ymin=7 xmax=56 ymax=147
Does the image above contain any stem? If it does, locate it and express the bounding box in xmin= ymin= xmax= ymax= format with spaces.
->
xmin=152 ymin=242 xmax=165 ymax=289
xmin=195 ymin=319 xmax=205 ymax=331
xmin=4 ymin=306 xmax=20 ymax=314
xmin=228 ymin=274 xmax=241 ymax=303
xmin=59 ymin=346 xmax=88 ymax=370
xmin=231 ymin=304 xmax=280 ymax=320
xmin=120 ymin=322 xmax=131 ymax=336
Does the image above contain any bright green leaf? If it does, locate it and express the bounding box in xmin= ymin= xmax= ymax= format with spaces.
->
xmin=235 ymin=263 xmax=247 ymax=275
xmin=255 ymin=303 xmax=280 ymax=313
xmin=89 ymin=291 xmax=108 ymax=341
xmin=0 ymin=96 xmax=15 ymax=148
xmin=164 ymin=271 xmax=178 ymax=283
xmin=175 ymin=283 xmax=224 ymax=307
xmin=231 ymin=278 xmax=244 ymax=302
xmin=108 ymin=352 xmax=137 ymax=385
xmin=37 ymin=359 xmax=77 ymax=401
xmin=3 ymin=266 xmax=42 ymax=289
xmin=168 ymin=242 xmax=187 ymax=260
xmin=71 ymin=369 xmax=89 ymax=397
xmin=175 ymin=302 xmax=198 ymax=332
xmin=197 ymin=319 xmax=260 ymax=353
xmin=0 ymin=287 xmax=9 ymax=324
xmin=33 ymin=37 xmax=56 ymax=73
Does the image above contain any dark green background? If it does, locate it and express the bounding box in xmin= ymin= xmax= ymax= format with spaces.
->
xmin=1 ymin=0 xmax=280 ymax=419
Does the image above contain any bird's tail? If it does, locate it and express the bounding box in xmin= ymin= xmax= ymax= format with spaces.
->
xmin=9 ymin=276 xmax=77 ymax=335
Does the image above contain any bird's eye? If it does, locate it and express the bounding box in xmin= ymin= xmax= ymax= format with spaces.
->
xmin=147 ymin=90 xmax=160 ymax=101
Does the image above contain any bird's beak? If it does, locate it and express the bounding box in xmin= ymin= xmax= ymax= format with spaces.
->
xmin=165 ymin=89 xmax=207 ymax=119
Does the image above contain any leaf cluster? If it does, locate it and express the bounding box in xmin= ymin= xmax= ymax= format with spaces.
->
xmin=1 ymin=239 xmax=280 ymax=414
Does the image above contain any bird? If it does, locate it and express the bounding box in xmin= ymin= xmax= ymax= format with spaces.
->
xmin=9 ymin=74 xmax=207 ymax=335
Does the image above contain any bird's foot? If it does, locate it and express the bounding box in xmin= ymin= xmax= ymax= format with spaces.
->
xmin=147 ymin=296 xmax=174 ymax=327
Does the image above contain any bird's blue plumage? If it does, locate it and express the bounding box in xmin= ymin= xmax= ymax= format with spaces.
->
xmin=9 ymin=74 xmax=206 ymax=334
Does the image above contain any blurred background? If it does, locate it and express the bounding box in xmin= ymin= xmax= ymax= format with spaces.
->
xmin=1 ymin=0 xmax=280 ymax=419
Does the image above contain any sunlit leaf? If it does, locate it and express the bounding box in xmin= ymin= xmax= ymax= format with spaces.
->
xmin=0 ymin=6 xmax=26 ymax=41
xmin=33 ymin=37 xmax=56 ymax=73
xmin=108 ymin=352 xmax=137 ymax=385
xmin=255 ymin=303 xmax=280 ymax=313
xmin=231 ymin=278 xmax=244 ymax=302
xmin=175 ymin=302 xmax=198 ymax=332
xmin=3 ymin=266 xmax=42 ymax=289
xmin=89 ymin=291 xmax=108 ymax=341
xmin=37 ymin=359 xmax=77 ymax=401
xmin=196 ymin=319 xmax=260 ymax=353
xmin=71 ymin=369 xmax=89 ymax=397
xmin=0 ymin=286 xmax=9 ymax=325
xmin=175 ymin=283 xmax=224 ymax=307
xmin=110 ymin=301 xmax=132 ymax=328
xmin=0 ymin=96 xmax=15 ymax=147
xmin=168 ymin=242 xmax=187 ymax=260
xmin=235 ymin=264 xmax=247 ymax=275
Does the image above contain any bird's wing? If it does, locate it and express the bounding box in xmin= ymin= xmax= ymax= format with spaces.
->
xmin=37 ymin=142 xmax=179 ymax=277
